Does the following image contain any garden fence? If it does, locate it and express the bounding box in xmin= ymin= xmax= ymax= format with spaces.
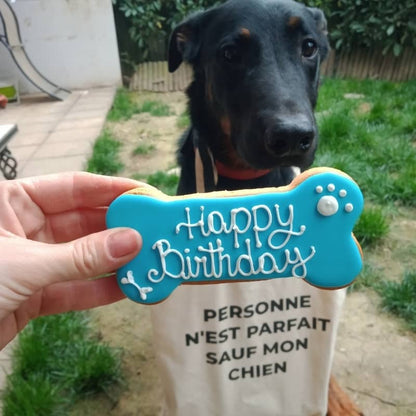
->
xmin=130 ymin=48 xmax=416 ymax=92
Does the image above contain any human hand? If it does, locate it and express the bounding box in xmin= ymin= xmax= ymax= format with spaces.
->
xmin=0 ymin=172 xmax=144 ymax=349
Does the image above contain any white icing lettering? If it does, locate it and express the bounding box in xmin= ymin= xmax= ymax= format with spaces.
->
xmin=175 ymin=206 xmax=205 ymax=239
xmin=148 ymin=240 xmax=186 ymax=282
xmin=229 ymin=207 xmax=251 ymax=248
xmin=148 ymin=203 xmax=316 ymax=285
xmin=267 ymin=205 xmax=306 ymax=249
xmin=252 ymin=204 xmax=273 ymax=248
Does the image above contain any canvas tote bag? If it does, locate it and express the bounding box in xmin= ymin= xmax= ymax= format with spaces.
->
xmin=151 ymin=278 xmax=346 ymax=416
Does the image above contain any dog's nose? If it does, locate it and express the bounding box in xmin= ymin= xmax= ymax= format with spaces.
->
xmin=265 ymin=118 xmax=315 ymax=157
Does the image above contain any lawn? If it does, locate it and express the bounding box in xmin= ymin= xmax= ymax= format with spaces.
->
xmin=3 ymin=79 xmax=415 ymax=414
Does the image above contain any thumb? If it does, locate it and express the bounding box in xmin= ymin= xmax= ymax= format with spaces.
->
xmin=53 ymin=227 xmax=142 ymax=282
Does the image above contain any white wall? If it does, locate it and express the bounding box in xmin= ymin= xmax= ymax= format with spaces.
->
xmin=0 ymin=0 xmax=122 ymax=94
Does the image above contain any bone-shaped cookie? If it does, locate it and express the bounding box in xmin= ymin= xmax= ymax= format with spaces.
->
xmin=106 ymin=168 xmax=364 ymax=304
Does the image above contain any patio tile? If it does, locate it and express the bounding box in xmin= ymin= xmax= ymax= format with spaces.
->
xmin=0 ymin=111 xmax=19 ymax=125
xmin=47 ymin=126 xmax=102 ymax=144
xmin=16 ymin=122 xmax=55 ymax=135
xmin=76 ymin=93 xmax=114 ymax=108
xmin=19 ymin=155 xmax=88 ymax=178
xmin=55 ymin=117 xmax=105 ymax=132
xmin=10 ymin=132 xmax=48 ymax=147
xmin=32 ymin=140 xmax=93 ymax=159
xmin=19 ymin=114 xmax=63 ymax=125
xmin=7 ymin=144 xmax=38 ymax=162
xmin=72 ymin=102 xmax=112 ymax=113
xmin=62 ymin=109 xmax=109 ymax=121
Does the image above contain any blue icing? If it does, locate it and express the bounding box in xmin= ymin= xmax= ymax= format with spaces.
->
xmin=106 ymin=170 xmax=364 ymax=304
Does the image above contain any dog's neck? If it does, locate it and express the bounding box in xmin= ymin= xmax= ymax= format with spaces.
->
xmin=192 ymin=128 xmax=273 ymax=193
xmin=214 ymin=159 xmax=271 ymax=181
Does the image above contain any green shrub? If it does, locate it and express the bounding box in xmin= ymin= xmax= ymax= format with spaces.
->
xmin=112 ymin=0 xmax=222 ymax=62
xmin=306 ymin=0 xmax=416 ymax=56
xmin=114 ymin=0 xmax=415 ymax=66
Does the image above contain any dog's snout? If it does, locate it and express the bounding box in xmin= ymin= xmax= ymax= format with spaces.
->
xmin=298 ymin=135 xmax=313 ymax=152
xmin=265 ymin=118 xmax=315 ymax=157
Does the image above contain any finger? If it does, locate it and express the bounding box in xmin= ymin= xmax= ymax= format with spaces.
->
xmin=38 ymin=275 xmax=125 ymax=316
xmin=4 ymin=228 xmax=142 ymax=294
xmin=31 ymin=207 xmax=108 ymax=243
xmin=51 ymin=227 xmax=142 ymax=284
xmin=20 ymin=172 xmax=147 ymax=214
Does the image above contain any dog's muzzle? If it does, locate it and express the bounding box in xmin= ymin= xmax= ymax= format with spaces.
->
xmin=264 ymin=115 xmax=316 ymax=158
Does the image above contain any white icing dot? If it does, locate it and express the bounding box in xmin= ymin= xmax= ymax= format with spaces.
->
xmin=316 ymin=186 xmax=323 ymax=194
xmin=327 ymin=184 xmax=335 ymax=192
xmin=345 ymin=203 xmax=354 ymax=213
xmin=184 ymin=248 xmax=190 ymax=254
xmin=339 ymin=189 xmax=347 ymax=197
xmin=317 ymin=195 xmax=339 ymax=216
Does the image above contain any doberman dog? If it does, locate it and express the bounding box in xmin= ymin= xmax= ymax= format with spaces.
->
xmin=169 ymin=0 xmax=329 ymax=195
xmin=168 ymin=0 xmax=363 ymax=414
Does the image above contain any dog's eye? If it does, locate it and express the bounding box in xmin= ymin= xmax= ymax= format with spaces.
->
xmin=301 ymin=39 xmax=318 ymax=58
xmin=222 ymin=45 xmax=242 ymax=64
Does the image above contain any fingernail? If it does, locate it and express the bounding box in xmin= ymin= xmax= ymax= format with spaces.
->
xmin=107 ymin=229 xmax=141 ymax=258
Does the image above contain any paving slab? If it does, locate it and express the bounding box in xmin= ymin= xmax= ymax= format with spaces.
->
xmin=0 ymin=87 xmax=115 ymax=180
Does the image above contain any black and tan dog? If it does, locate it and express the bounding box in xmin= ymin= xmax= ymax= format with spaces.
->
xmin=168 ymin=0 xmax=363 ymax=414
xmin=170 ymin=0 xmax=329 ymax=195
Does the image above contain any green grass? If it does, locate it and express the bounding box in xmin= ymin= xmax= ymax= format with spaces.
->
xmin=86 ymin=130 xmax=124 ymax=175
xmin=2 ymin=313 xmax=123 ymax=415
xmin=349 ymin=263 xmax=382 ymax=292
xmin=139 ymin=100 xmax=172 ymax=117
xmin=354 ymin=206 xmax=389 ymax=249
xmin=146 ymin=171 xmax=179 ymax=196
xmin=107 ymin=89 xmax=173 ymax=120
xmin=146 ymin=171 xmax=180 ymax=196
xmin=177 ymin=110 xmax=190 ymax=129
xmin=315 ymin=78 xmax=416 ymax=206
xmin=132 ymin=143 xmax=156 ymax=156
xmin=130 ymin=171 xmax=179 ymax=195
xmin=107 ymin=88 xmax=140 ymax=121
xmin=316 ymin=79 xmax=415 ymax=251
xmin=378 ymin=271 xmax=416 ymax=331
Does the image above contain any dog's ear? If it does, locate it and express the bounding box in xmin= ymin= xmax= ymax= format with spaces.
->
xmin=307 ymin=7 xmax=328 ymax=35
xmin=168 ymin=11 xmax=206 ymax=73
xmin=307 ymin=7 xmax=329 ymax=59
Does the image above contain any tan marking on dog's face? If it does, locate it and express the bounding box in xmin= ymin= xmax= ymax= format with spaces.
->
xmin=220 ymin=116 xmax=231 ymax=136
xmin=240 ymin=27 xmax=251 ymax=38
xmin=219 ymin=117 xmax=253 ymax=169
xmin=287 ymin=16 xmax=301 ymax=28
xmin=206 ymin=82 xmax=213 ymax=102
xmin=176 ymin=32 xmax=188 ymax=42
